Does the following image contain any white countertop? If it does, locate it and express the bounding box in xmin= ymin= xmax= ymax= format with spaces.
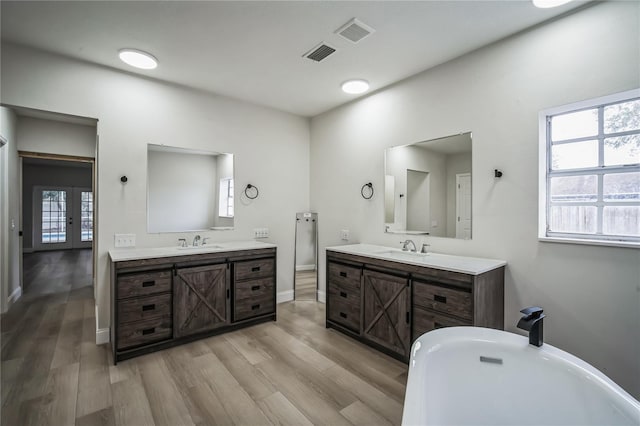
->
xmin=109 ymin=240 xmax=276 ymax=262
xmin=325 ymin=243 xmax=506 ymax=275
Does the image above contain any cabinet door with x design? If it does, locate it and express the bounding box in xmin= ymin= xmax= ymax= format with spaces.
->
xmin=174 ymin=263 xmax=229 ymax=338
xmin=362 ymin=269 xmax=411 ymax=358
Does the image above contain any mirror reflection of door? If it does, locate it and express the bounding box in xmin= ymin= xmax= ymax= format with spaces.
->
xmin=456 ymin=173 xmax=471 ymax=239
xmin=406 ymin=169 xmax=430 ymax=232
xmin=34 ymin=186 xmax=93 ymax=251
xmin=294 ymin=212 xmax=318 ymax=301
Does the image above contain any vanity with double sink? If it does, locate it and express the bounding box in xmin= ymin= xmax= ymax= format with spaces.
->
xmin=109 ymin=240 xmax=276 ymax=363
xmin=325 ymin=243 xmax=506 ymax=362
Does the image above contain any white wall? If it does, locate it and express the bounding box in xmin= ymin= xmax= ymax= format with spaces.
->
xmin=310 ymin=2 xmax=640 ymax=398
xmin=1 ymin=44 xmax=310 ymax=337
xmin=17 ymin=116 xmax=96 ymax=158
xmin=0 ymin=107 xmax=21 ymax=312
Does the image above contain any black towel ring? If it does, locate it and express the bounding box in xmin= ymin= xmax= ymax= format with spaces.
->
xmin=245 ymin=184 xmax=259 ymax=199
xmin=361 ymin=182 xmax=374 ymax=200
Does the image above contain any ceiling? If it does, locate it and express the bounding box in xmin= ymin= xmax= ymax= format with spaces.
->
xmin=1 ymin=1 xmax=590 ymax=117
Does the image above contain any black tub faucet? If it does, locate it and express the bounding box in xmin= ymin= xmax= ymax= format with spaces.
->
xmin=517 ymin=306 xmax=545 ymax=347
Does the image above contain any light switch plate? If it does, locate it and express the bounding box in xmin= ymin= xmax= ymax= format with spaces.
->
xmin=341 ymin=229 xmax=350 ymax=241
xmin=114 ymin=233 xmax=136 ymax=247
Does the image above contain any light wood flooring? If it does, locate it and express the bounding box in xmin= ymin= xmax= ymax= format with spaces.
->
xmin=294 ymin=270 xmax=317 ymax=301
xmin=2 ymin=251 xmax=407 ymax=426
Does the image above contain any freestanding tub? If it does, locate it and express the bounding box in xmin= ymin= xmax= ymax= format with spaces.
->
xmin=402 ymin=327 xmax=640 ymax=425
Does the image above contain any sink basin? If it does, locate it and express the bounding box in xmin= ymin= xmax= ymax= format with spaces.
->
xmin=176 ymin=244 xmax=222 ymax=250
xmin=375 ymin=250 xmax=429 ymax=259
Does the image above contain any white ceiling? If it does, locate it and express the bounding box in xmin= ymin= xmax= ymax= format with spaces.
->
xmin=1 ymin=1 xmax=590 ymax=117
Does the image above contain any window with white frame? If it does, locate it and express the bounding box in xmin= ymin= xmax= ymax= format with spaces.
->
xmin=539 ymin=89 xmax=640 ymax=246
xmin=218 ymin=177 xmax=234 ymax=218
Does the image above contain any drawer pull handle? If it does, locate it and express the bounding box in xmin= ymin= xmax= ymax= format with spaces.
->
xmin=434 ymin=295 xmax=447 ymax=304
xmin=251 ymin=304 xmax=261 ymax=310
xmin=340 ymin=291 xmax=347 ymax=298
xmin=252 ymin=266 xmax=261 ymax=272
xmin=142 ymin=304 xmax=156 ymax=311
xmin=142 ymin=327 xmax=155 ymax=335
xmin=251 ymin=285 xmax=261 ymax=291
xmin=339 ymin=312 xmax=347 ymax=319
xmin=339 ymin=272 xmax=347 ymax=278
xmin=142 ymin=281 xmax=155 ymax=288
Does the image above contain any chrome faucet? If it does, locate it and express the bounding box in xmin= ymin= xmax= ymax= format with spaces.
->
xmin=400 ymin=239 xmax=417 ymax=252
xmin=178 ymin=238 xmax=187 ymax=248
xmin=517 ymin=306 xmax=545 ymax=347
xmin=421 ymin=243 xmax=430 ymax=253
xmin=192 ymin=235 xmax=201 ymax=247
xmin=202 ymin=237 xmax=211 ymax=245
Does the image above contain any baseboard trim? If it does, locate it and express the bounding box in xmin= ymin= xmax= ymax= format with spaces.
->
xmin=277 ymin=290 xmax=294 ymax=304
xmin=317 ymin=290 xmax=326 ymax=304
xmin=96 ymin=328 xmax=110 ymax=345
xmin=22 ymin=248 xmax=34 ymax=254
xmin=95 ymin=304 xmax=110 ymax=344
xmin=295 ymin=264 xmax=316 ymax=272
xmin=8 ymin=286 xmax=22 ymax=305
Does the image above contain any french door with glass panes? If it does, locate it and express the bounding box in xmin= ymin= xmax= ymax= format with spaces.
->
xmin=34 ymin=186 xmax=93 ymax=251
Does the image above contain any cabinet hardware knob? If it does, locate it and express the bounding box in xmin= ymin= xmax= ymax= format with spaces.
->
xmin=252 ymin=266 xmax=260 ymax=272
xmin=434 ymin=295 xmax=447 ymax=304
xmin=340 ymin=291 xmax=347 ymax=298
xmin=339 ymin=272 xmax=347 ymax=278
xmin=339 ymin=312 xmax=347 ymax=318
xmin=142 ymin=281 xmax=155 ymax=287
xmin=251 ymin=285 xmax=261 ymax=291
xmin=142 ymin=327 xmax=155 ymax=335
xmin=251 ymin=304 xmax=260 ymax=310
xmin=142 ymin=304 xmax=155 ymax=311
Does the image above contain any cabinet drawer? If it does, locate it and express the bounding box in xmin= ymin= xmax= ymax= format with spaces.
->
xmin=234 ymin=294 xmax=274 ymax=322
xmin=235 ymin=277 xmax=274 ymax=300
xmin=327 ymin=296 xmax=360 ymax=332
xmin=328 ymin=262 xmax=361 ymax=291
xmin=328 ymin=280 xmax=360 ymax=307
xmin=118 ymin=293 xmax=171 ymax=324
xmin=117 ymin=270 xmax=172 ymax=299
xmin=413 ymin=281 xmax=472 ymax=320
xmin=117 ymin=315 xmax=172 ymax=350
xmin=234 ymin=258 xmax=274 ymax=281
xmin=413 ymin=307 xmax=468 ymax=341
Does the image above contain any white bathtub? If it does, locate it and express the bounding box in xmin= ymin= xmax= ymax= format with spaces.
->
xmin=402 ymin=327 xmax=640 ymax=426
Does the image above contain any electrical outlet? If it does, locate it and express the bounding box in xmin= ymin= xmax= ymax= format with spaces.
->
xmin=253 ymin=228 xmax=270 ymax=239
xmin=341 ymin=229 xmax=350 ymax=241
xmin=114 ymin=233 xmax=136 ymax=248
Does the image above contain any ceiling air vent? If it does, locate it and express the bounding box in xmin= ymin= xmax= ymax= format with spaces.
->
xmin=303 ymin=42 xmax=337 ymax=62
xmin=335 ymin=18 xmax=375 ymax=43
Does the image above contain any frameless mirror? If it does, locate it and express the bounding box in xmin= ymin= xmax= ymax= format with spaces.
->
xmin=384 ymin=132 xmax=472 ymax=239
xmin=147 ymin=144 xmax=234 ymax=233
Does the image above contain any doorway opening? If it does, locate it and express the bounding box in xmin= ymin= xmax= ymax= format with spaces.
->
xmin=21 ymin=154 xmax=95 ymax=301
xmin=293 ymin=212 xmax=318 ymax=301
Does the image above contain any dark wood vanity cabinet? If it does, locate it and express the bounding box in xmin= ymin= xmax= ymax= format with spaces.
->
xmin=362 ymin=270 xmax=411 ymax=358
xmin=111 ymin=247 xmax=276 ymax=363
xmin=233 ymin=258 xmax=276 ymax=322
xmin=326 ymin=250 xmax=504 ymax=362
xmin=174 ymin=263 xmax=229 ymax=338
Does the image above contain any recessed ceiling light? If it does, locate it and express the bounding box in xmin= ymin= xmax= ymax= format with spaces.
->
xmin=341 ymin=79 xmax=369 ymax=94
xmin=532 ymin=0 xmax=572 ymax=8
xmin=118 ymin=48 xmax=158 ymax=70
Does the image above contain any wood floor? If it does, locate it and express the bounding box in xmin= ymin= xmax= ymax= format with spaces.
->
xmin=1 ymin=251 xmax=408 ymax=426
xmin=294 ymin=270 xmax=317 ymax=301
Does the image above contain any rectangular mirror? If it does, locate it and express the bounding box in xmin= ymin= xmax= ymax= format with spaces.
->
xmin=147 ymin=144 xmax=234 ymax=233
xmin=384 ymin=132 xmax=472 ymax=239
